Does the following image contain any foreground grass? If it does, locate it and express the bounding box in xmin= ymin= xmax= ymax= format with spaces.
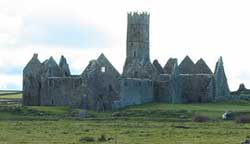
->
xmin=0 ymin=122 xmax=248 ymax=144
xmin=0 ymin=100 xmax=250 ymax=143
xmin=0 ymin=120 xmax=250 ymax=144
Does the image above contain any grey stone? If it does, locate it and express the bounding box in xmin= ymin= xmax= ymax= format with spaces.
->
xmin=179 ymin=56 xmax=195 ymax=74
xmin=153 ymin=59 xmax=164 ymax=74
xmin=113 ymin=78 xmax=154 ymax=109
xmin=41 ymin=57 xmax=64 ymax=77
xmin=122 ymin=12 xmax=157 ymax=79
xmin=59 ymin=55 xmax=71 ymax=76
xmin=23 ymin=53 xmax=42 ymax=106
xmin=179 ymin=74 xmax=215 ymax=103
xmin=22 ymin=11 xmax=232 ymax=111
xmin=194 ymin=58 xmax=212 ymax=74
xmin=81 ymin=53 xmax=121 ymax=111
xmin=163 ymin=58 xmax=178 ymax=74
xmin=214 ymin=57 xmax=231 ymax=99
xmin=238 ymin=83 xmax=247 ymax=92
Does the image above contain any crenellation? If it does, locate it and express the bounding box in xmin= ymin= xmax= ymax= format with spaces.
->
xmin=127 ymin=12 xmax=149 ymax=25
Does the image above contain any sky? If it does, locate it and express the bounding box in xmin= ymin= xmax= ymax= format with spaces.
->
xmin=0 ymin=0 xmax=250 ymax=91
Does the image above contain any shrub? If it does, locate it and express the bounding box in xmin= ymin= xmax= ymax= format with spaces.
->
xmin=98 ymin=134 xmax=107 ymax=142
xmin=79 ymin=136 xmax=95 ymax=142
xmin=193 ymin=115 xmax=210 ymax=122
xmin=235 ymin=116 xmax=250 ymax=124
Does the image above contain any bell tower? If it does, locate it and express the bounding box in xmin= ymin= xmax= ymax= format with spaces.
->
xmin=123 ymin=12 xmax=156 ymax=79
xmin=126 ymin=12 xmax=150 ymax=64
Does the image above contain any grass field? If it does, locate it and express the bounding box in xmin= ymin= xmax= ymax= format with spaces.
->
xmin=0 ymin=93 xmax=22 ymax=99
xmin=0 ymin=93 xmax=250 ymax=143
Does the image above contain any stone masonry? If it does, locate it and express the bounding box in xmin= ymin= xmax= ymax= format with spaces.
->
xmin=23 ymin=12 xmax=231 ymax=111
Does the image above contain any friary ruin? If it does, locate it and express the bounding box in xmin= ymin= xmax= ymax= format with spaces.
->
xmin=23 ymin=12 xmax=231 ymax=111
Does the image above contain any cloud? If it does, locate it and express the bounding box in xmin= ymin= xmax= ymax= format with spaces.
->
xmin=0 ymin=66 xmax=23 ymax=75
xmin=0 ymin=75 xmax=22 ymax=90
xmin=17 ymin=16 xmax=111 ymax=48
xmin=1 ymin=0 xmax=250 ymax=91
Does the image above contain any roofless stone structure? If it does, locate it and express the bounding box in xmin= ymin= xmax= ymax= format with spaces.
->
xmin=23 ymin=12 xmax=231 ymax=111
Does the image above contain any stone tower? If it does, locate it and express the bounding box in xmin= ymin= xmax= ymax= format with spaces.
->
xmin=123 ymin=12 xmax=156 ymax=79
xmin=126 ymin=12 xmax=150 ymax=63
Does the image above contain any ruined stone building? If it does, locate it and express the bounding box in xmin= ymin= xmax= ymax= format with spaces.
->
xmin=23 ymin=12 xmax=231 ymax=111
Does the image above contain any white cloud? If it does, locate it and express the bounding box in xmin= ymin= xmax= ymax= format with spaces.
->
xmin=0 ymin=0 xmax=250 ymax=90
xmin=0 ymin=74 xmax=22 ymax=90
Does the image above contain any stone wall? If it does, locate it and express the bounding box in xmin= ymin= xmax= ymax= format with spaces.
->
xmin=81 ymin=54 xmax=121 ymax=111
xmin=23 ymin=54 xmax=42 ymax=106
xmin=40 ymin=77 xmax=84 ymax=107
xmin=154 ymin=74 xmax=172 ymax=102
xmin=113 ymin=78 xmax=154 ymax=109
xmin=179 ymin=74 xmax=215 ymax=103
xmin=214 ymin=57 xmax=231 ymax=99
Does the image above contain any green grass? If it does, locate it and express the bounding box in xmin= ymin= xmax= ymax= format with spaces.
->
xmin=30 ymin=106 xmax=70 ymax=115
xmin=0 ymin=93 xmax=22 ymax=99
xmin=0 ymin=96 xmax=250 ymax=143
xmin=0 ymin=119 xmax=249 ymax=144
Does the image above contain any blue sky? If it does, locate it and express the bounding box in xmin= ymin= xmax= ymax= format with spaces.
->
xmin=0 ymin=0 xmax=250 ymax=90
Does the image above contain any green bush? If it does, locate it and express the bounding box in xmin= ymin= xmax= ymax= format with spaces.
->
xmin=98 ymin=134 xmax=107 ymax=142
xmin=79 ymin=136 xmax=95 ymax=142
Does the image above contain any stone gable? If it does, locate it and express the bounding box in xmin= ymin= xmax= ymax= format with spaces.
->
xmin=194 ymin=58 xmax=213 ymax=74
xmin=179 ymin=56 xmax=195 ymax=74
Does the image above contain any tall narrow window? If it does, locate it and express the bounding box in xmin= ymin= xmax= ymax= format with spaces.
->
xmin=134 ymin=71 xmax=138 ymax=77
xmin=108 ymin=84 xmax=113 ymax=92
xmin=101 ymin=67 xmax=106 ymax=72
xmin=134 ymin=51 xmax=136 ymax=57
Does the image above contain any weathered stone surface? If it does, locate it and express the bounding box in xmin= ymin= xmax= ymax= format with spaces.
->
xmin=38 ymin=57 xmax=66 ymax=106
xmin=194 ymin=58 xmax=212 ymax=74
xmin=23 ymin=54 xmax=42 ymax=106
xmin=163 ymin=58 xmax=178 ymax=74
xmin=40 ymin=77 xmax=84 ymax=106
xmin=123 ymin=12 xmax=157 ymax=79
xmin=179 ymin=56 xmax=195 ymax=74
xmin=113 ymin=78 xmax=154 ymax=109
xmin=179 ymin=74 xmax=215 ymax=103
xmin=214 ymin=57 xmax=231 ymax=99
xmin=59 ymin=55 xmax=71 ymax=76
xmin=126 ymin=12 xmax=150 ymax=64
xmin=22 ymin=12 xmax=232 ymax=111
xmin=238 ymin=83 xmax=247 ymax=92
xmin=154 ymin=61 xmax=182 ymax=103
xmin=231 ymin=83 xmax=250 ymax=96
xmin=123 ymin=60 xmax=157 ymax=79
xmin=154 ymin=75 xmax=172 ymax=102
xmin=81 ymin=53 xmax=121 ymax=111
xmin=153 ymin=59 xmax=164 ymax=74
xmin=41 ymin=57 xmax=64 ymax=77
xmin=169 ymin=63 xmax=182 ymax=103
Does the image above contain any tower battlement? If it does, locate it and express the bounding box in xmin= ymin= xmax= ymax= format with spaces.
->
xmin=126 ymin=11 xmax=150 ymax=62
xmin=127 ymin=12 xmax=149 ymax=25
